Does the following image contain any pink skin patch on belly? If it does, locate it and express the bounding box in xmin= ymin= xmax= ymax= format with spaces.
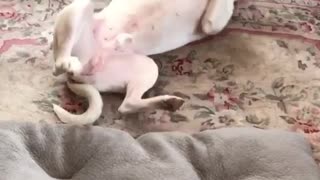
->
xmin=124 ymin=20 xmax=139 ymax=33
xmin=81 ymin=54 xmax=106 ymax=75
xmin=80 ymin=43 xmax=114 ymax=76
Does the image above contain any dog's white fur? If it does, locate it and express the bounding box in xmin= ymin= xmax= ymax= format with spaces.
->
xmin=53 ymin=33 xmax=184 ymax=124
xmin=52 ymin=0 xmax=235 ymax=125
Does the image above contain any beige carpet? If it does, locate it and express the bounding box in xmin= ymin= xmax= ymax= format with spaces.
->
xmin=1 ymin=0 xmax=320 ymax=142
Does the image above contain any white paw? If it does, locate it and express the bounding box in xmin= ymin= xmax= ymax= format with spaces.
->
xmin=202 ymin=19 xmax=223 ymax=35
xmin=202 ymin=0 xmax=234 ymax=35
xmin=61 ymin=57 xmax=83 ymax=75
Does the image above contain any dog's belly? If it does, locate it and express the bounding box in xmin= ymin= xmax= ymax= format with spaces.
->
xmin=92 ymin=69 xmax=128 ymax=93
xmin=94 ymin=80 xmax=126 ymax=93
xmin=97 ymin=0 xmax=208 ymax=55
xmin=90 ymin=54 xmax=158 ymax=93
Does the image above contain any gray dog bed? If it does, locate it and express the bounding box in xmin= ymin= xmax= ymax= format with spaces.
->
xmin=0 ymin=121 xmax=319 ymax=180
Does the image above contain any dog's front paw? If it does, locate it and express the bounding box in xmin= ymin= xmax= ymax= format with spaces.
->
xmin=61 ymin=56 xmax=83 ymax=75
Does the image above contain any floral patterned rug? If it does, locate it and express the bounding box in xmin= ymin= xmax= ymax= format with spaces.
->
xmin=1 ymin=0 xmax=320 ymax=146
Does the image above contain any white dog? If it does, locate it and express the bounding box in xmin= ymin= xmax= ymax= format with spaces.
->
xmin=53 ymin=33 xmax=185 ymax=124
xmin=52 ymin=0 xmax=235 ymax=125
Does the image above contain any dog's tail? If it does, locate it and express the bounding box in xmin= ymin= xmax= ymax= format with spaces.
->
xmin=53 ymin=82 xmax=103 ymax=125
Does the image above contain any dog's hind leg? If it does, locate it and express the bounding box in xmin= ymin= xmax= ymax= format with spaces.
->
xmin=201 ymin=0 xmax=235 ymax=35
xmin=118 ymin=82 xmax=185 ymax=114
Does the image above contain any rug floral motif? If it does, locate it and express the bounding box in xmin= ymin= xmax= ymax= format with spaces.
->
xmin=1 ymin=0 xmax=320 ymax=145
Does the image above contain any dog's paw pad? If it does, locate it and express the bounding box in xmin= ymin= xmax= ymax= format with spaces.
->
xmin=160 ymin=97 xmax=185 ymax=112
